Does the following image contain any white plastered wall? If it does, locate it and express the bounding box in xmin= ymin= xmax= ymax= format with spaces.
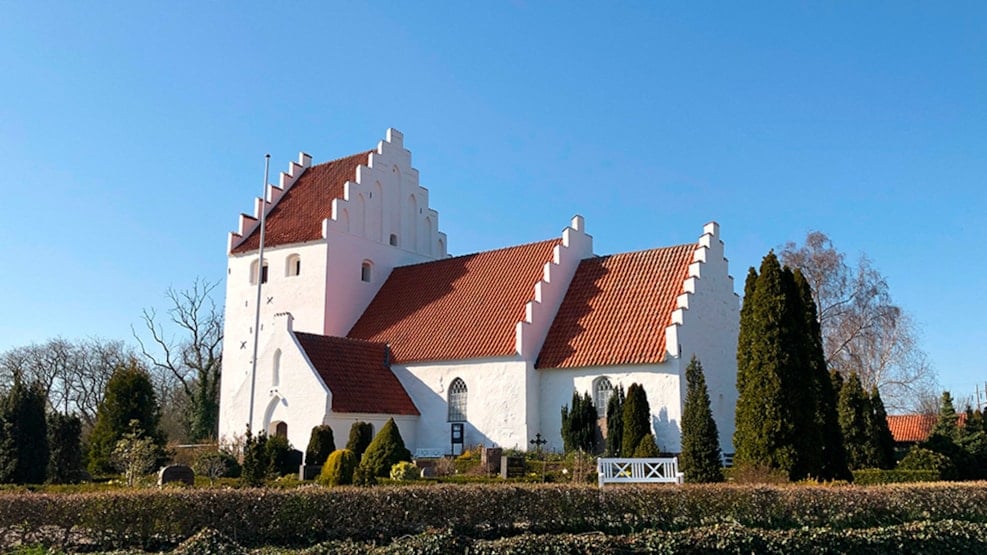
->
xmin=664 ymin=222 xmax=740 ymax=455
xmin=393 ymin=357 xmax=532 ymax=453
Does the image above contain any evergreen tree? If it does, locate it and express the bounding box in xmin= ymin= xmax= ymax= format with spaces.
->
xmin=868 ymin=387 xmax=896 ymax=470
xmin=930 ymin=391 xmax=959 ymax=440
xmin=357 ymin=418 xmax=412 ymax=478
xmin=632 ymin=433 xmax=661 ymax=457
xmin=346 ymin=421 xmax=374 ymax=460
xmin=733 ymin=253 xmax=801 ymax=477
xmin=838 ymin=372 xmax=875 ymax=470
xmin=794 ymin=269 xmax=849 ymax=480
xmin=305 ymin=425 xmax=336 ymax=466
xmin=622 ymin=383 xmax=651 ymax=457
xmin=561 ymin=391 xmax=597 ymax=453
xmin=604 ymin=385 xmax=625 ymax=457
xmin=0 ymin=378 xmax=49 ymax=484
xmin=680 ymin=356 xmax=723 ymax=483
xmin=921 ymin=391 xmax=967 ymax=479
xmin=47 ymin=412 xmax=83 ymax=484
xmin=240 ymin=428 xmax=269 ymax=486
xmin=87 ymin=360 xmax=164 ymax=475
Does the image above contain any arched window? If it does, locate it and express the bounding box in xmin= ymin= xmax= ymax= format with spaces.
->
xmin=274 ymin=421 xmax=287 ymax=438
xmin=389 ymin=233 xmax=399 ymax=246
xmin=448 ymin=378 xmax=467 ymax=422
xmin=272 ymin=349 xmax=281 ymax=387
xmin=250 ymin=259 xmax=269 ymax=285
xmin=286 ymin=254 xmax=301 ymax=277
xmin=361 ymin=260 xmax=372 ymax=282
xmin=593 ymin=376 xmax=614 ymax=417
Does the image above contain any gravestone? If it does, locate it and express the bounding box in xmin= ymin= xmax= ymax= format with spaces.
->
xmin=481 ymin=447 xmax=503 ymax=473
xmin=158 ymin=464 xmax=195 ymax=486
xmin=500 ymin=455 xmax=525 ymax=479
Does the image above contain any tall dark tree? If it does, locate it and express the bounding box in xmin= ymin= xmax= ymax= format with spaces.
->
xmin=622 ymin=383 xmax=651 ymax=457
xmin=734 ymin=253 xmax=801 ymax=477
xmin=47 ymin=411 xmax=83 ymax=484
xmin=87 ymin=360 xmax=164 ymax=475
xmin=679 ymin=356 xmax=723 ymax=483
xmin=305 ymin=425 xmax=336 ymax=466
xmin=930 ymin=391 xmax=959 ymax=440
xmin=838 ymin=372 xmax=875 ymax=470
xmin=921 ymin=391 xmax=966 ymax=480
xmin=561 ymin=391 xmax=597 ymax=453
xmin=604 ymin=385 xmax=625 ymax=457
xmin=0 ymin=378 xmax=49 ymax=484
xmin=346 ymin=421 xmax=374 ymax=460
xmin=868 ymin=387 xmax=896 ymax=470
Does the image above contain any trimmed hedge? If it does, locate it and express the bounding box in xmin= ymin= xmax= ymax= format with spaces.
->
xmin=3 ymin=483 xmax=987 ymax=551
xmin=853 ymin=468 xmax=940 ymax=485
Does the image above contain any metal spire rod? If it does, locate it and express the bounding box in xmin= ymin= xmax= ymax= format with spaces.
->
xmin=247 ymin=153 xmax=271 ymax=433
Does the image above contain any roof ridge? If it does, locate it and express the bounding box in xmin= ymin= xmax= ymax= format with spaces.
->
xmin=590 ymin=243 xmax=698 ymax=260
xmin=394 ymin=237 xmax=561 ymax=269
xmin=293 ymin=331 xmax=388 ymax=348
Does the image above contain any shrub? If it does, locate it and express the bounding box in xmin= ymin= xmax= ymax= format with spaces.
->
xmin=193 ymin=450 xmax=240 ymax=484
xmin=357 ymin=418 xmax=412 ymax=478
xmin=305 ymin=425 xmax=335 ymax=467
xmin=898 ymin=446 xmax=954 ymax=479
xmin=560 ymin=391 xmax=597 ymax=454
xmin=852 ymin=468 xmax=939 ymax=485
xmin=345 ymin=422 xmax=374 ymax=460
xmin=633 ymin=434 xmax=660 ymax=458
xmin=318 ymin=449 xmax=358 ymax=487
xmin=240 ymin=430 xmax=268 ymax=486
xmin=390 ymin=461 xmax=420 ymax=481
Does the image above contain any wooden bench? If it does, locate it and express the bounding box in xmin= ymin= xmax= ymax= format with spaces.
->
xmin=596 ymin=457 xmax=684 ymax=487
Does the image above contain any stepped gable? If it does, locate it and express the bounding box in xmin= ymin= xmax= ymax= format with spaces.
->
xmin=231 ymin=151 xmax=372 ymax=254
xmin=294 ymin=332 xmax=419 ymax=415
xmin=348 ymin=239 xmax=561 ymax=363
xmin=536 ymin=244 xmax=696 ymax=369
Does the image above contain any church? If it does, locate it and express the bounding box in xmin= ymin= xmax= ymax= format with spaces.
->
xmin=217 ymin=129 xmax=739 ymax=461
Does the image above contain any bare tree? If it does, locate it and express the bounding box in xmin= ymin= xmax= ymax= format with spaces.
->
xmin=0 ymin=338 xmax=131 ymax=427
xmin=135 ymin=278 xmax=223 ymax=442
xmin=781 ymin=232 xmax=937 ymax=412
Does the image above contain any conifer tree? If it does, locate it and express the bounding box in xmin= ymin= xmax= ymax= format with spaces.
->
xmin=87 ymin=360 xmax=164 ymax=475
xmin=561 ymin=391 xmax=597 ymax=453
xmin=734 ymin=253 xmax=801 ymax=477
xmin=868 ymin=387 xmax=896 ymax=470
xmin=930 ymin=391 xmax=959 ymax=440
xmin=0 ymin=378 xmax=49 ymax=484
xmin=357 ymin=418 xmax=412 ymax=478
xmin=346 ymin=421 xmax=374 ymax=460
xmin=679 ymin=356 xmax=723 ymax=482
xmin=622 ymin=383 xmax=651 ymax=457
xmin=604 ymin=385 xmax=625 ymax=457
xmin=633 ymin=433 xmax=661 ymax=457
xmin=47 ymin=412 xmax=83 ymax=484
xmin=838 ymin=372 xmax=875 ymax=470
xmin=305 ymin=425 xmax=336 ymax=466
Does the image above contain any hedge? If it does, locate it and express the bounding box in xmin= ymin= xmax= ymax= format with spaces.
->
xmin=852 ymin=468 xmax=940 ymax=485
xmin=3 ymin=483 xmax=987 ymax=551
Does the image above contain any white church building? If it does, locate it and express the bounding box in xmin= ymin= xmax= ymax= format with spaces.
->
xmin=218 ymin=129 xmax=739 ymax=461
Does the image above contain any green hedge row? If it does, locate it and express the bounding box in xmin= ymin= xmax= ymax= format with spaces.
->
xmin=852 ymin=468 xmax=940 ymax=485
xmin=175 ymin=520 xmax=987 ymax=554
xmin=3 ymin=483 xmax=987 ymax=551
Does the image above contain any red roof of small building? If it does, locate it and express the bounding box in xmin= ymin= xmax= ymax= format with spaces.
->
xmin=886 ymin=413 xmax=968 ymax=443
xmin=348 ymin=239 xmax=561 ymax=363
xmin=231 ymin=151 xmax=372 ymax=254
xmin=294 ymin=332 xmax=418 ymax=415
xmin=536 ymin=244 xmax=696 ymax=369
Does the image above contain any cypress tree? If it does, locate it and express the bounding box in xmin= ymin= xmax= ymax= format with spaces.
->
xmin=868 ymin=387 xmax=896 ymax=470
xmin=47 ymin=412 xmax=83 ymax=484
xmin=346 ymin=421 xmax=374 ymax=460
xmin=561 ymin=391 xmax=597 ymax=453
xmin=604 ymin=385 xmax=625 ymax=457
xmin=622 ymin=383 xmax=651 ymax=457
xmin=357 ymin=418 xmax=412 ymax=478
xmin=838 ymin=372 xmax=874 ymax=470
xmin=305 ymin=425 xmax=336 ymax=466
xmin=87 ymin=360 xmax=164 ymax=475
xmin=679 ymin=356 xmax=723 ymax=482
xmin=734 ymin=253 xmax=800 ymax=477
xmin=930 ymin=391 xmax=959 ymax=440
xmin=0 ymin=378 xmax=49 ymax=484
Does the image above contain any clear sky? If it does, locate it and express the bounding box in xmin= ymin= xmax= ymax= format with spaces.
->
xmin=1 ymin=2 xmax=983 ymax=405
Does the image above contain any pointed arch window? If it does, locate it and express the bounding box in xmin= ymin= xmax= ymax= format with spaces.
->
xmin=448 ymin=378 xmax=467 ymax=422
xmin=593 ymin=376 xmax=614 ymax=417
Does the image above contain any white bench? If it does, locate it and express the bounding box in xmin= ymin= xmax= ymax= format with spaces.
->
xmin=596 ymin=457 xmax=684 ymax=487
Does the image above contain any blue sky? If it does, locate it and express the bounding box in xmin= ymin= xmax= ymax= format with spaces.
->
xmin=1 ymin=2 xmax=984 ymax=405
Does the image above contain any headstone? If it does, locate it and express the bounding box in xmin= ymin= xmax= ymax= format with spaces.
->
xmin=500 ymin=455 xmax=525 ymax=479
xmin=482 ymin=447 xmax=503 ymax=473
xmin=299 ymin=464 xmax=322 ymax=481
xmin=158 ymin=464 xmax=195 ymax=486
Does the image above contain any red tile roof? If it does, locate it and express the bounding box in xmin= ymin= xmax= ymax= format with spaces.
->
xmin=348 ymin=239 xmax=561 ymax=363
xmin=886 ymin=413 xmax=967 ymax=443
xmin=536 ymin=244 xmax=696 ymax=369
xmin=294 ymin=332 xmax=418 ymax=415
xmin=230 ymin=151 xmax=372 ymax=254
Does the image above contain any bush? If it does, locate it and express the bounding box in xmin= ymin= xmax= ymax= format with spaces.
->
xmin=390 ymin=461 xmax=420 ymax=481
xmin=898 ymin=446 xmax=954 ymax=479
xmin=357 ymin=418 xmax=412 ymax=478
xmin=345 ymin=422 xmax=374 ymax=460
xmin=193 ymin=450 xmax=240 ymax=484
xmin=305 ymin=425 xmax=335 ymax=467
xmin=318 ymin=449 xmax=358 ymax=487
xmin=632 ymin=434 xmax=660 ymax=458
xmin=852 ymin=468 xmax=939 ymax=485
